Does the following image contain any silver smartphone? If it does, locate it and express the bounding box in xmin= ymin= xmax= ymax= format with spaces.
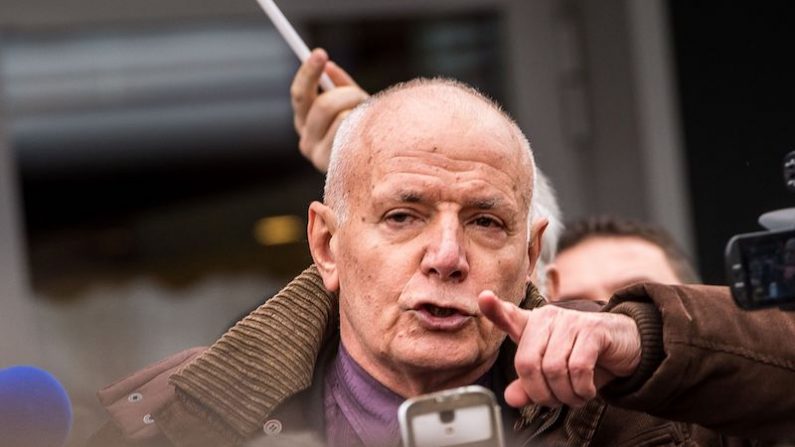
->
xmin=398 ymin=385 xmax=504 ymax=447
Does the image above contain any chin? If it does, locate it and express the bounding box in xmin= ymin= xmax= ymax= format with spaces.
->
xmin=393 ymin=336 xmax=489 ymax=373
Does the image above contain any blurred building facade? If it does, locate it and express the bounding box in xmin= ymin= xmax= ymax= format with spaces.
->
xmin=4 ymin=0 xmax=771 ymax=445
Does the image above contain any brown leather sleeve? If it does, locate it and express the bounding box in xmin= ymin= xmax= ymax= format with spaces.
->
xmin=601 ymin=300 xmax=665 ymax=397
xmin=600 ymin=282 xmax=795 ymax=441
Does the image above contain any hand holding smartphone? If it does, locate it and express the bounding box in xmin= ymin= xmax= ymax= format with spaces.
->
xmin=399 ymin=385 xmax=505 ymax=447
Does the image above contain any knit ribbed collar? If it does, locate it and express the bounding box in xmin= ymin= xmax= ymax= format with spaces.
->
xmin=170 ymin=266 xmax=337 ymax=442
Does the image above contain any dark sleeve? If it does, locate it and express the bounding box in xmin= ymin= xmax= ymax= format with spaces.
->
xmin=599 ymin=282 xmax=795 ymax=441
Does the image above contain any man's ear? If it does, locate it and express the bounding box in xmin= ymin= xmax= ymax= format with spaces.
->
xmin=308 ymin=201 xmax=340 ymax=292
xmin=545 ymin=264 xmax=561 ymax=299
xmin=526 ymin=217 xmax=548 ymax=283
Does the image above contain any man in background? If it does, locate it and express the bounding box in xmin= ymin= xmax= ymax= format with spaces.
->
xmin=546 ymin=215 xmax=699 ymax=304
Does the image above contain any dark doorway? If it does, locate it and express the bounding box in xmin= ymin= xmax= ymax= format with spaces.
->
xmin=669 ymin=1 xmax=795 ymax=283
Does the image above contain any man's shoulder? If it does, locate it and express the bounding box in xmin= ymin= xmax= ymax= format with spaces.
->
xmin=88 ymin=347 xmax=207 ymax=446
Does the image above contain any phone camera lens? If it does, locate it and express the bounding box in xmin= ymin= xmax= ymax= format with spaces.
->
xmin=439 ymin=410 xmax=455 ymax=423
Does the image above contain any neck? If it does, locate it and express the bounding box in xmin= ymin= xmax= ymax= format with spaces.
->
xmin=339 ymin=336 xmax=499 ymax=398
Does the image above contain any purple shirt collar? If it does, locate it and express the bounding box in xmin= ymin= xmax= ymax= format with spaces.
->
xmin=324 ymin=343 xmax=404 ymax=446
xmin=324 ymin=343 xmax=494 ymax=447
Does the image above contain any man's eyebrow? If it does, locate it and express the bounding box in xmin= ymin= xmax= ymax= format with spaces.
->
xmin=389 ymin=192 xmax=503 ymax=209
xmin=466 ymin=197 xmax=501 ymax=210
xmin=398 ymin=191 xmax=423 ymax=203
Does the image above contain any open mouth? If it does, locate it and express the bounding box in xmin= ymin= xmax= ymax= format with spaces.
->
xmin=413 ymin=303 xmax=473 ymax=331
xmin=423 ymin=304 xmax=460 ymax=318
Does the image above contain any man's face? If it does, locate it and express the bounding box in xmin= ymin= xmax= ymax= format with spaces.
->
xmin=546 ymin=236 xmax=681 ymax=304
xmin=314 ymin=87 xmax=537 ymax=388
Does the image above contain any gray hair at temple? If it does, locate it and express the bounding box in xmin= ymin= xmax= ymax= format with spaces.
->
xmin=530 ymin=169 xmax=564 ymax=295
xmin=324 ymin=77 xmax=536 ymax=230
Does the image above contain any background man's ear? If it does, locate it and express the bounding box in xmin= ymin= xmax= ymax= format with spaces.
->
xmin=307 ymin=201 xmax=340 ymax=292
xmin=526 ymin=218 xmax=548 ymax=282
xmin=545 ymin=265 xmax=561 ymax=299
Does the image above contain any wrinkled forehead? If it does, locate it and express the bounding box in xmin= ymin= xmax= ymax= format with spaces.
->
xmin=354 ymin=85 xmax=533 ymax=193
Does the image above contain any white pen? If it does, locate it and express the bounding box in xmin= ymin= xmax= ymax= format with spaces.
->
xmin=255 ymin=0 xmax=336 ymax=91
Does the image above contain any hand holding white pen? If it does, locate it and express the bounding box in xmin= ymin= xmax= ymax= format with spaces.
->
xmin=255 ymin=0 xmax=336 ymax=91
xmin=258 ymin=0 xmax=368 ymax=171
xmin=290 ymin=49 xmax=369 ymax=171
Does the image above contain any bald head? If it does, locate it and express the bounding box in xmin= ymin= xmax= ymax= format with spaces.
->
xmin=324 ymin=78 xmax=536 ymax=225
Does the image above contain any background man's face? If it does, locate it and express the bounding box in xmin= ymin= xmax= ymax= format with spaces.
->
xmin=333 ymin=88 xmax=534 ymax=380
xmin=547 ymin=236 xmax=681 ymax=304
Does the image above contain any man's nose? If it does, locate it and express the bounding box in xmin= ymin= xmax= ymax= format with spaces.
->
xmin=421 ymin=217 xmax=469 ymax=282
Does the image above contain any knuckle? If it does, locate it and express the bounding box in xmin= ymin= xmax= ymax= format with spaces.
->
xmin=346 ymin=87 xmax=369 ymax=102
xmin=580 ymin=387 xmax=597 ymax=401
xmin=573 ymin=383 xmax=597 ymax=402
xmin=294 ymin=117 xmax=304 ymax=133
xmin=311 ymin=152 xmax=323 ymax=165
xmin=313 ymin=95 xmax=335 ymax=116
xmin=290 ymin=85 xmax=305 ymax=103
xmin=583 ymin=315 xmax=601 ymax=329
xmin=541 ymin=359 xmax=567 ymax=379
xmin=514 ymin=357 xmax=541 ymax=377
xmin=540 ymin=306 xmax=565 ymax=322
xmin=298 ymin=137 xmax=312 ymax=156
xmin=537 ymin=306 xmax=557 ymax=317
xmin=568 ymin=360 xmax=592 ymax=379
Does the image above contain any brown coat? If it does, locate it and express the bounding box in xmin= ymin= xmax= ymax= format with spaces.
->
xmin=87 ymin=267 xmax=795 ymax=446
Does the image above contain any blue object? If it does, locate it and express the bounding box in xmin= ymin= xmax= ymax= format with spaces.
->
xmin=0 ymin=366 xmax=73 ymax=447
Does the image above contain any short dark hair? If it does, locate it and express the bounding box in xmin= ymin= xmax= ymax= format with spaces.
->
xmin=557 ymin=215 xmax=700 ymax=283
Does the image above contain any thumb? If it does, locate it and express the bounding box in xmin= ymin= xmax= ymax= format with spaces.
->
xmin=478 ymin=290 xmax=528 ymax=343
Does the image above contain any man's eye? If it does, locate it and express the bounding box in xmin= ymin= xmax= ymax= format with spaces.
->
xmin=473 ymin=216 xmax=502 ymax=228
xmin=386 ymin=212 xmax=415 ymax=224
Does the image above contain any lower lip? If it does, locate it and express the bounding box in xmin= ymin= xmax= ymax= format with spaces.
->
xmin=411 ymin=309 xmax=473 ymax=331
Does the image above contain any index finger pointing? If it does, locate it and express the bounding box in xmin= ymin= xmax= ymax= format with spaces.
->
xmin=478 ymin=290 xmax=528 ymax=342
